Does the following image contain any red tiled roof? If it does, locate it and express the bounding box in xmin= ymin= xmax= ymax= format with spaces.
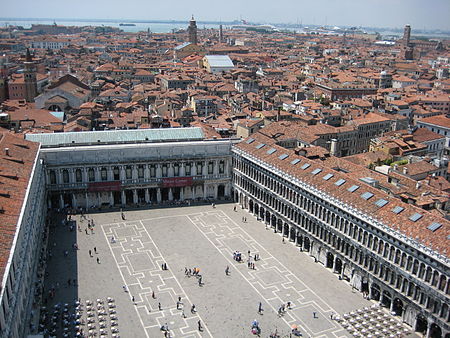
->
xmin=0 ymin=132 xmax=39 ymax=284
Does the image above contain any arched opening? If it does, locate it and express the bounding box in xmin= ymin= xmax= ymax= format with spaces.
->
xmin=161 ymin=188 xmax=169 ymax=201
xmin=254 ymin=203 xmax=259 ymax=217
xmin=381 ymin=290 xmax=392 ymax=308
xmin=303 ymin=237 xmax=311 ymax=252
xmin=283 ymin=223 xmax=289 ymax=237
xmin=392 ymin=298 xmax=404 ymax=316
xmin=415 ymin=315 xmax=427 ymax=335
xmin=249 ymin=199 xmax=254 ymax=213
xmin=429 ymin=323 xmax=442 ymax=338
xmin=217 ymin=185 xmax=225 ymax=198
xmin=326 ymin=252 xmax=334 ymax=269
xmin=265 ymin=211 xmax=270 ymax=224
xmin=290 ymin=227 xmax=296 ymax=241
xmin=334 ymin=257 xmax=343 ymax=274
xmin=271 ymin=215 xmax=276 ymax=228
xmin=370 ymin=283 xmax=381 ymax=301
xmin=125 ymin=190 xmax=133 ymax=204
xmin=277 ymin=219 xmax=283 ymax=233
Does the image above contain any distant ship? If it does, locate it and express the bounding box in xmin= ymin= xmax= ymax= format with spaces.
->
xmin=119 ymin=23 xmax=136 ymax=26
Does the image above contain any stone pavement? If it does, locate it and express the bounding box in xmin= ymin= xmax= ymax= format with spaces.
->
xmin=42 ymin=203 xmax=374 ymax=337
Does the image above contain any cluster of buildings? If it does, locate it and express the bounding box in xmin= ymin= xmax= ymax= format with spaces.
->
xmin=0 ymin=18 xmax=449 ymax=338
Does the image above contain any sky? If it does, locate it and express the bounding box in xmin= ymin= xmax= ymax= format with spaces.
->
xmin=2 ymin=0 xmax=450 ymax=30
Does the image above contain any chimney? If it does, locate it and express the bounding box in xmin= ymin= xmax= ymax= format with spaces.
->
xmin=403 ymin=167 xmax=408 ymax=175
xmin=416 ymin=181 xmax=421 ymax=189
xmin=277 ymin=107 xmax=281 ymax=122
xmin=4 ymin=147 xmax=9 ymax=156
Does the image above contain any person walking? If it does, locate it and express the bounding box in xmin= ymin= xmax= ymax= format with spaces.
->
xmin=123 ymin=285 xmax=128 ymax=292
xmin=89 ymin=250 xmax=92 ymax=257
xmin=191 ymin=304 xmax=196 ymax=313
xmin=152 ymin=291 xmax=156 ymax=299
xmin=96 ymin=257 xmax=100 ymax=264
xmin=258 ymin=302 xmax=263 ymax=314
xmin=132 ymin=296 xmax=135 ymax=304
xmin=198 ymin=320 xmax=202 ymax=331
xmin=158 ymin=302 xmax=162 ymax=311
xmin=225 ymin=266 xmax=229 ymax=275
xmin=94 ymin=247 xmax=97 ymax=254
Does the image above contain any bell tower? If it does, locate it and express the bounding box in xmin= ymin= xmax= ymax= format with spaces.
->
xmin=188 ymin=15 xmax=198 ymax=45
xmin=23 ymin=48 xmax=37 ymax=102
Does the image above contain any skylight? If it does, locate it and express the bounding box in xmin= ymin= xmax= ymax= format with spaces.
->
xmin=361 ymin=192 xmax=374 ymax=200
xmin=267 ymin=148 xmax=277 ymax=154
xmin=255 ymin=143 xmax=265 ymax=149
xmin=409 ymin=213 xmax=423 ymax=222
xmin=311 ymin=168 xmax=322 ymax=175
xmin=374 ymin=199 xmax=388 ymax=207
xmin=427 ymin=222 xmax=442 ymax=232
xmin=278 ymin=154 xmax=289 ymax=160
xmin=323 ymin=173 xmax=334 ymax=181
xmin=301 ymin=163 xmax=311 ymax=170
xmin=290 ymin=159 xmax=301 ymax=165
xmin=246 ymin=138 xmax=255 ymax=144
xmin=348 ymin=185 xmax=360 ymax=192
xmin=392 ymin=206 xmax=404 ymax=214
xmin=335 ymin=178 xmax=346 ymax=186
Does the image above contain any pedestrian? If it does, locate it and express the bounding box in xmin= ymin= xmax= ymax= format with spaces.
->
xmin=89 ymin=250 xmax=92 ymax=257
xmin=244 ymin=217 xmax=247 ymax=222
xmin=185 ymin=267 xmax=188 ymax=275
xmin=313 ymin=312 xmax=317 ymax=318
xmin=282 ymin=237 xmax=285 ymax=243
xmin=111 ymin=236 xmax=115 ymax=243
xmin=287 ymin=301 xmax=291 ymax=309
xmin=233 ymin=205 xmax=236 ymax=212
xmin=258 ymin=302 xmax=263 ymax=314
xmin=191 ymin=304 xmax=196 ymax=313
xmin=85 ymin=228 xmax=88 ymax=235
xmin=198 ymin=320 xmax=202 ymax=331
xmin=225 ymin=266 xmax=229 ymax=275
xmin=96 ymin=257 xmax=100 ymax=264
xmin=94 ymin=247 xmax=97 ymax=254
xmin=178 ymin=296 xmax=181 ymax=302
xmin=181 ymin=310 xmax=186 ymax=318
xmin=90 ymin=228 xmax=94 ymax=234
xmin=132 ymin=296 xmax=135 ymax=303
xmin=158 ymin=302 xmax=162 ymax=311
xmin=176 ymin=301 xmax=180 ymax=310
xmin=164 ymin=263 xmax=168 ymax=270
xmin=123 ymin=285 xmax=128 ymax=292
xmin=152 ymin=291 xmax=155 ymax=299
xmin=161 ymin=263 xmax=164 ymax=270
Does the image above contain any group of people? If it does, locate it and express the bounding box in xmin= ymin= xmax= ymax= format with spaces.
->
xmin=277 ymin=301 xmax=292 ymax=316
xmin=233 ymin=251 xmax=243 ymax=262
xmin=184 ymin=267 xmax=203 ymax=286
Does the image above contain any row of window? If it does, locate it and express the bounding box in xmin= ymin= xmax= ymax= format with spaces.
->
xmin=49 ymin=161 xmax=226 ymax=184
xmin=233 ymin=156 xmax=448 ymax=296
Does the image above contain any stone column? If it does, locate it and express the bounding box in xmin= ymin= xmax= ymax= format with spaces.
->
xmin=120 ymin=166 xmax=126 ymax=181
xmin=83 ymin=168 xmax=88 ymax=182
xmin=59 ymin=194 xmax=64 ymax=209
xmin=168 ymin=164 xmax=174 ymax=177
xmin=180 ymin=187 xmax=184 ymax=201
xmin=144 ymin=165 xmax=150 ymax=180
xmin=58 ymin=169 xmax=63 ymax=185
xmin=156 ymin=164 xmax=162 ymax=178
xmin=121 ymin=191 xmax=126 ymax=205
xmin=168 ymin=188 xmax=173 ymax=201
xmin=202 ymin=161 xmax=208 ymax=176
xmin=180 ymin=163 xmax=186 ymax=177
xmin=108 ymin=167 xmax=114 ymax=181
xmin=203 ymin=184 xmax=208 ymax=199
xmin=72 ymin=194 xmax=77 ymax=208
xmin=213 ymin=160 xmax=219 ymax=176
xmin=110 ymin=192 xmax=114 ymax=206
xmin=214 ymin=185 xmax=218 ymax=199
xmin=145 ymin=189 xmax=150 ymax=203
xmin=132 ymin=166 xmax=138 ymax=180
xmin=192 ymin=163 xmax=197 ymax=176
xmin=94 ymin=167 xmax=100 ymax=182
xmin=133 ymin=190 xmax=138 ymax=204
xmin=157 ymin=188 xmax=161 ymax=203
xmin=69 ymin=168 xmax=75 ymax=183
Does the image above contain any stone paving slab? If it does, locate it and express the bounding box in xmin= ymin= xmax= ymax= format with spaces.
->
xmin=40 ymin=203 xmax=378 ymax=338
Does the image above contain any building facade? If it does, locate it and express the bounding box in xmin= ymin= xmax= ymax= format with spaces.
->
xmin=232 ymin=137 xmax=449 ymax=338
